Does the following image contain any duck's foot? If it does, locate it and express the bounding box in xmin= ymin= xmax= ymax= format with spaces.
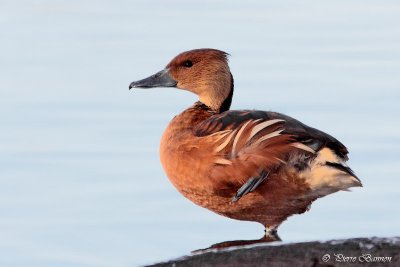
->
xmin=264 ymin=226 xmax=281 ymax=241
xmin=192 ymin=234 xmax=280 ymax=254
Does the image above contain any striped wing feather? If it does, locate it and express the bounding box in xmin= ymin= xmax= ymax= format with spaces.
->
xmin=194 ymin=110 xmax=348 ymax=159
xmin=193 ymin=110 xmax=349 ymax=196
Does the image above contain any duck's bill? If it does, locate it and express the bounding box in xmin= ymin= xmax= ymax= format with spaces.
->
xmin=129 ymin=69 xmax=177 ymax=89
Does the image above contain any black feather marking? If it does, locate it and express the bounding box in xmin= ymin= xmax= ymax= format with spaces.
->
xmin=219 ymin=72 xmax=234 ymax=113
xmin=325 ymin=161 xmax=361 ymax=182
xmin=231 ymin=170 xmax=269 ymax=202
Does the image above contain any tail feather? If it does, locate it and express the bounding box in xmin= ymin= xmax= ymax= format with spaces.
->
xmin=325 ymin=161 xmax=361 ymax=184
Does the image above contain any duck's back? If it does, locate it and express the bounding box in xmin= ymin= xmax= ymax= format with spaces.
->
xmin=159 ymin=102 xmax=361 ymax=228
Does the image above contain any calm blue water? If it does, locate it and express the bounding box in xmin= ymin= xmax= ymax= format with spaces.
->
xmin=1 ymin=1 xmax=399 ymax=266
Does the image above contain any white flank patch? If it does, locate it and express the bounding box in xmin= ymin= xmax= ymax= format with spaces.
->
xmin=302 ymin=148 xmax=361 ymax=197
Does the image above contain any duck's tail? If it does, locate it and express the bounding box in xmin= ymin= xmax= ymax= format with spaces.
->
xmin=303 ymin=147 xmax=362 ymax=197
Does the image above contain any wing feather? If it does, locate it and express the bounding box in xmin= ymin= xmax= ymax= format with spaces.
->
xmin=193 ymin=109 xmax=346 ymax=200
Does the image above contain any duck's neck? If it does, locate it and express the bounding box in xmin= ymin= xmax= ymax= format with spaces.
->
xmin=219 ymin=73 xmax=234 ymax=112
xmin=168 ymin=102 xmax=214 ymax=133
xmin=199 ymin=73 xmax=234 ymax=113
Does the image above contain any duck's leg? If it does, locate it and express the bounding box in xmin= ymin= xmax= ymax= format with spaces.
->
xmin=265 ymin=225 xmax=281 ymax=241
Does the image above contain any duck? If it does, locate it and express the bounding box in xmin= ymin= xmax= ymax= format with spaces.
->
xmin=129 ymin=48 xmax=362 ymax=235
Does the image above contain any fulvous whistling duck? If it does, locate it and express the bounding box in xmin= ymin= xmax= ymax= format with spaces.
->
xmin=129 ymin=48 xmax=362 ymax=235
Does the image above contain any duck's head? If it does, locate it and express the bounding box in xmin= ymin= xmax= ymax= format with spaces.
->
xmin=129 ymin=48 xmax=234 ymax=112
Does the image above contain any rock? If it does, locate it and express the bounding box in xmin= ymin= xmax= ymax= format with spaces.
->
xmin=145 ymin=237 xmax=400 ymax=267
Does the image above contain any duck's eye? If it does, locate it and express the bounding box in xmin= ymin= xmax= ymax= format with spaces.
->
xmin=183 ymin=60 xmax=193 ymax=68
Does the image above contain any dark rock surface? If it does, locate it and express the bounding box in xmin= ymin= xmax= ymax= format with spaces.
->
xmin=145 ymin=237 xmax=400 ymax=267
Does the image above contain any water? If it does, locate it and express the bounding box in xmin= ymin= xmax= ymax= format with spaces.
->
xmin=1 ymin=1 xmax=399 ymax=266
